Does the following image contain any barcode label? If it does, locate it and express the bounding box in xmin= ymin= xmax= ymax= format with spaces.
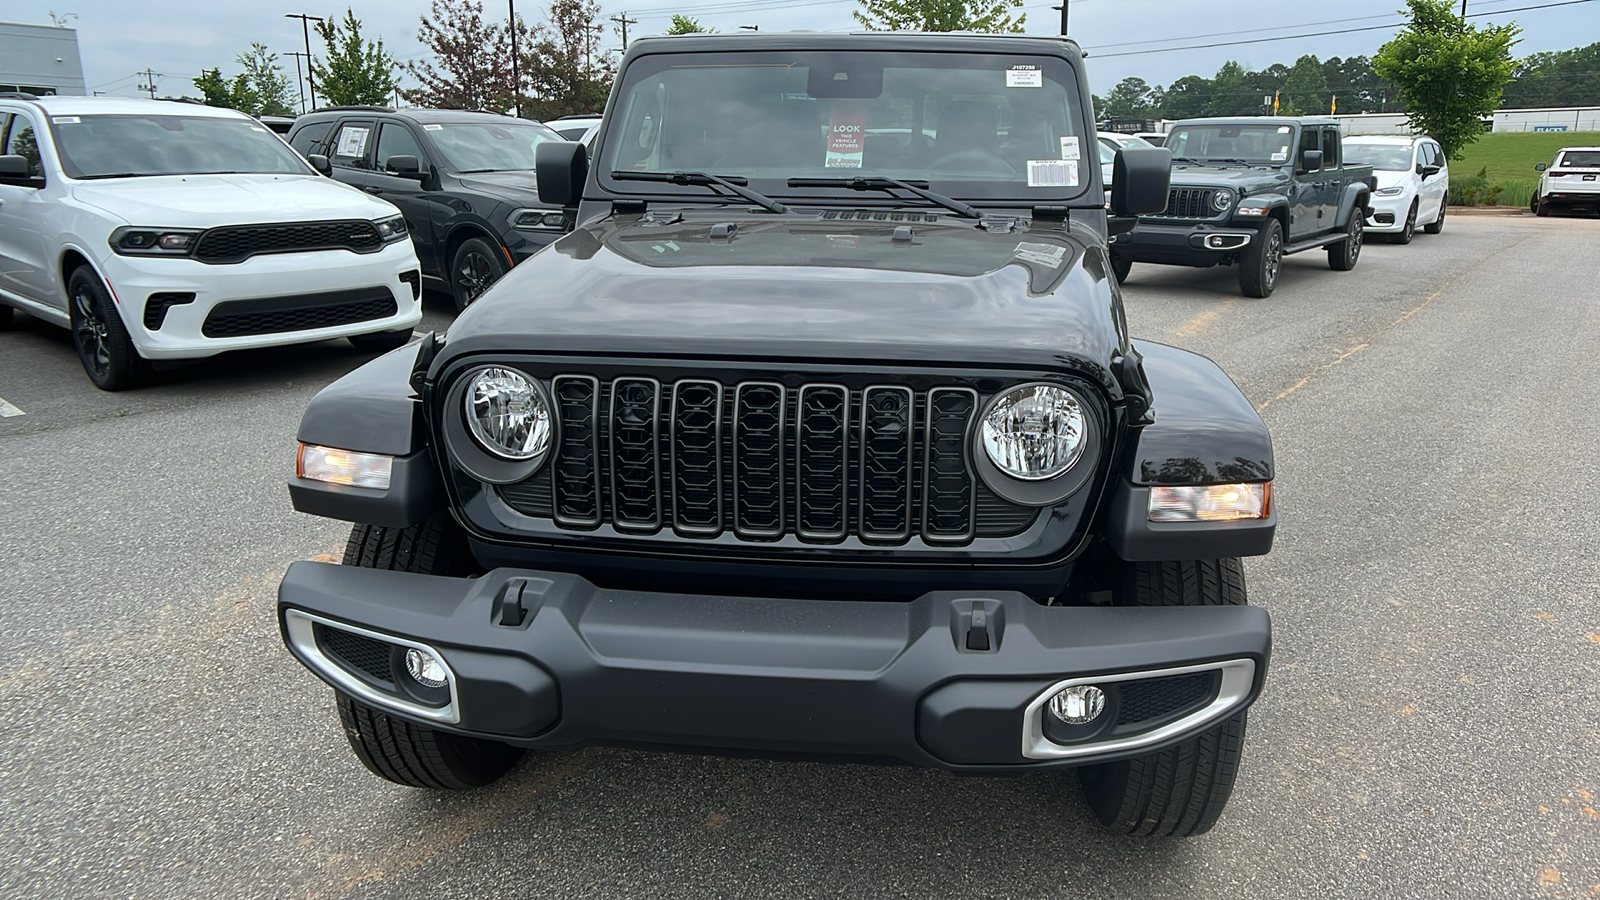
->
xmin=1027 ymin=159 xmax=1078 ymax=188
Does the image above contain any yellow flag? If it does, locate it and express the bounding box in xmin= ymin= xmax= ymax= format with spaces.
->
xmin=1331 ymin=94 xmax=1338 ymax=115
xmin=1273 ymin=91 xmax=1280 ymax=114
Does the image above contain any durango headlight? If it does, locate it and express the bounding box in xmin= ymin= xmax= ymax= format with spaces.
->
xmin=464 ymin=367 xmax=552 ymax=462
xmin=981 ymin=384 xmax=1087 ymax=481
xmin=510 ymin=208 xmax=569 ymax=230
xmin=109 ymin=226 xmax=201 ymax=256
xmin=373 ymin=214 xmax=409 ymax=241
xmin=1211 ymin=189 xmax=1234 ymax=212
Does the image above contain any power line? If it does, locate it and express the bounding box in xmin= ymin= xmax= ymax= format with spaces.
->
xmin=611 ymin=12 xmax=639 ymax=50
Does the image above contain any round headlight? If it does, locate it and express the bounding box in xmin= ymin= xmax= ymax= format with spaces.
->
xmin=1211 ymin=189 xmax=1233 ymax=211
xmin=980 ymin=385 xmax=1087 ymax=481
xmin=464 ymin=367 xmax=551 ymax=462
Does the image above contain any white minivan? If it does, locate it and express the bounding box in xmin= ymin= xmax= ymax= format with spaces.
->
xmin=0 ymin=95 xmax=423 ymax=390
xmin=1342 ymin=134 xmax=1449 ymax=244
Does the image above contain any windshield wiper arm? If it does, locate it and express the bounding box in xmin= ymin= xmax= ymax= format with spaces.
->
xmin=612 ymin=170 xmax=789 ymax=214
xmin=788 ymin=176 xmax=981 ymax=219
xmin=1170 ymin=157 xmax=1204 ymax=166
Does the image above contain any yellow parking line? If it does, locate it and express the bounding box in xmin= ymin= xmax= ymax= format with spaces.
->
xmin=0 ymin=396 xmax=24 ymax=417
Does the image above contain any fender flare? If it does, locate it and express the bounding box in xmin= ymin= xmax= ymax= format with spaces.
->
xmin=1335 ymin=182 xmax=1373 ymax=228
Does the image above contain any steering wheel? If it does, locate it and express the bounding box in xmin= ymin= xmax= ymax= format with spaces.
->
xmin=927 ymin=150 xmax=1017 ymax=175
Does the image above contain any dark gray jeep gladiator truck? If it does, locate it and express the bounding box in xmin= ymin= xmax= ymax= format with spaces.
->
xmin=1110 ymin=116 xmax=1375 ymax=298
xmin=278 ymin=32 xmax=1277 ymax=837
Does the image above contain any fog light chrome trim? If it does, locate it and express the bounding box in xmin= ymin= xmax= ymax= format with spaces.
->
xmin=283 ymin=609 xmax=461 ymax=724
xmin=1020 ymin=659 xmax=1256 ymax=760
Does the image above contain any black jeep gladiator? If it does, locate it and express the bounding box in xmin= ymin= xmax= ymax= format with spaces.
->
xmin=278 ymin=33 xmax=1277 ymax=837
xmin=1110 ymin=116 xmax=1375 ymax=297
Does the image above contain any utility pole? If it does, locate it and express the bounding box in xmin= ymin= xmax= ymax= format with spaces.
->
xmin=1052 ymin=0 xmax=1068 ymax=35
xmin=1460 ymin=0 xmax=1468 ymax=17
xmin=285 ymin=14 xmax=324 ymax=109
xmin=509 ymin=0 xmax=520 ymax=118
xmin=287 ymin=51 xmax=311 ymax=114
xmin=611 ymin=12 xmax=638 ymax=51
xmin=137 ymin=68 xmax=158 ymax=99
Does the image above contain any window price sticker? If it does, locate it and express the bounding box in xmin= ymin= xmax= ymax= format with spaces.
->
xmin=1006 ymin=65 xmax=1043 ymax=88
xmin=1027 ymin=159 xmax=1079 ymax=187
xmin=1059 ymin=136 xmax=1080 ymax=160
xmin=423 ymin=124 xmax=444 ymax=131
xmin=51 ymin=116 xmax=81 ymax=125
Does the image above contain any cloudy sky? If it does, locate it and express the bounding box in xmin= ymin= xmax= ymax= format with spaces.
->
xmin=14 ymin=0 xmax=1596 ymax=104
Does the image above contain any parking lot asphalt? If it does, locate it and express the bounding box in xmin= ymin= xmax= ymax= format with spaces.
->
xmin=2 ymin=216 xmax=1596 ymax=900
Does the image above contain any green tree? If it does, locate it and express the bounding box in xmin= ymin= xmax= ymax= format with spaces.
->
xmin=1204 ymin=61 xmax=1248 ymax=116
xmin=1373 ymin=0 xmax=1520 ymax=158
xmin=312 ymin=9 xmax=400 ymax=107
xmin=1102 ymin=76 xmax=1155 ymax=121
xmin=1282 ymin=54 xmax=1329 ymax=115
xmin=237 ymin=43 xmax=296 ymax=116
xmin=523 ymin=0 xmax=613 ymax=120
xmin=1162 ymin=74 xmax=1212 ymax=120
xmin=1502 ymin=42 xmax=1600 ymax=108
xmin=852 ymin=0 xmax=1025 ymax=34
xmin=665 ymin=14 xmax=714 ymax=34
xmin=406 ymin=0 xmax=526 ymax=113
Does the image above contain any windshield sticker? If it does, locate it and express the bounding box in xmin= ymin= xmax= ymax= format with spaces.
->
xmin=1277 ymin=126 xmax=1291 ymax=133
xmin=825 ymin=102 xmax=866 ymax=169
xmin=249 ymin=125 xmax=268 ymax=132
xmin=335 ymin=126 xmax=370 ymax=158
xmin=1006 ymin=66 xmax=1043 ymax=88
xmin=423 ymin=124 xmax=444 ymax=131
xmin=1014 ymin=242 xmax=1067 ymax=267
xmin=51 ymin=116 xmax=81 ymax=125
xmin=1059 ymin=136 xmax=1080 ymax=160
xmin=1271 ymin=150 xmax=1288 ymax=162
xmin=1027 ymin=159 xmax=1078 ymax=188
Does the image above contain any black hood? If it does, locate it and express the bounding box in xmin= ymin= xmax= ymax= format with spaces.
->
xmin=453 ymin=171 xmax=548 ymax=207
xmin=438 ymin=208 xmax=1126 ymax=387
xmin=1166 ymin=164 xmax=1292 ymax=196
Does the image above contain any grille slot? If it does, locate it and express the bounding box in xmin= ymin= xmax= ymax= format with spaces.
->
xmin=317 ymin=625 xmax=393 ymax=684
xmin=734 ymin=382 xmax=786 ymax=538
xmin=1157 ymin=188 xmax=1218 ymax=220
xmin=1117 ymin=672 xmax=1217 ymax=726
xmin=194 ymin=219 xmax=384 ymax=264
xmin=796 ymin=385 xmax=848 ymax=540
xmin=671 ymin=379 xmax=724 ymax=535
xmin=923 ymin=387 xmax=978 ymax=542
xmin=200 ymin=287 xmax=395 ymax=338
xmin=859 ymin=386 xmax=914 ymax=541
xmin=552 ymin=375 xmax=601 ymax=526
xmin=608 ymin=377 xmax=661 ymax=531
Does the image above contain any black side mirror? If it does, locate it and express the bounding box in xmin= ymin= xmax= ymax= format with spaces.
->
xmin=1422 ymin=165 xmax=1442 ymax=178
xmin=0 ymin=155 xmax=40 ymax=187
xmin=1109 ymin=146 xmax=1172 ymax=217
xmin=307 ymin=153 xmax=332 ymax=176
xmin=536 ymin=141 xmax=587 ymax=207
xmin=385 ymin=155 xmax=425 ymax=179
xmin=1300 ymin=149 xmax=1324 ymax=173
xmin=1535 ymin=162 xmax=1548 ymax=171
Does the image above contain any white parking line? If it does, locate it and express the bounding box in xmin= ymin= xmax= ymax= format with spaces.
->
xmin=0 ymin=396 xmax=24 ymax=417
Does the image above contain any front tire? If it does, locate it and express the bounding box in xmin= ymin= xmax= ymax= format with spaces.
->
xmin=1535 ymin=197 xmax=1550 ymax=217
xmin=336 ymin=514 xmax=524 ymax=789
xmin=68 ymin=266 xmax=150 ymax=391
xmin=450 ymin=237 xmax=509 ymax=313
xmin=1238 ymin=218 xmax=1282 ymax=298
xmin=1110 ymin=252 xmax=1133 ymax=284
xmin=1328 ymin=210 xmax=1363 ymax=271
xmin=1390 ymin=201 xmax=1417 ymax=244
xmin=1076 ymin=559 xmax=1251 ymax=837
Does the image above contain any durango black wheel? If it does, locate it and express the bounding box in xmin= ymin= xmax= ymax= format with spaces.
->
xmin=1076 ymin=559 xmax=1251 ymax=837
xmin=1238 ymin=218 xmax=1283 ymax=298
xmin=68 ymin=266 xmax=149 ymax=391
xmin=450 ymin=237 xmax=509 ymax=313
xmin=1328 ymin=210 xmax=1363 ymax=271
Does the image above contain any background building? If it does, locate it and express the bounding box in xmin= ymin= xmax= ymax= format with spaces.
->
xmin=0 ymin=21 xmax=87 ymax=96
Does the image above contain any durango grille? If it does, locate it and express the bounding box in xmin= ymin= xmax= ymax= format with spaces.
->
xmin=498 ymin=376 xmax=1042 ymax=545
xmin=193 ymin=220 xmax=384 ymax=264
xmin=1156 ymin=188 xmax=1220 ymax=220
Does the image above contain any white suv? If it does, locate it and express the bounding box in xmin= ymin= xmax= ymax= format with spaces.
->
xmin=0 ymin=95 xmax=423 ymax=390
xmin=1533 ymin=146 xmax=1600 ymax=216
xmin=1342 ymin=134 xmax=1448 ymax=244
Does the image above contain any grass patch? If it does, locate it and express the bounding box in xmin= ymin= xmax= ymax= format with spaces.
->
xmin=1453 ymin=131 xmax=1600 ymax=182
xmin=1449 ymin=168 xmax=1538 ymax=208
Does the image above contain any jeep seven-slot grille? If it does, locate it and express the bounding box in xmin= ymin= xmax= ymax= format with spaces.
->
xmin=1157 ymin=188 xmax=1218 ymax=220
xmin=500 ymin=377 xmax=1038 ymax=545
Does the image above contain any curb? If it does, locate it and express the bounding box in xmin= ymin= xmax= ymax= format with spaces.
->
xmin=1448 ymin=206 xmax=1529 ymax=216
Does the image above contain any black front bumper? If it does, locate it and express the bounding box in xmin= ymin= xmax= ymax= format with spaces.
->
xmin=1113 ymin=221 xmax=1257 ymax=267
xmin=278 ymin=562 xmax=1270 ymax=773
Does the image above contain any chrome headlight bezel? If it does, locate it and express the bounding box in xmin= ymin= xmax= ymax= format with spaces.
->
xmin=373 ymin=214 xmax=409 ymax=242
xmin=971 ymin=382 xmax=1102 ymax=507
xmin=1210 ymin=189 xmax=1234 ymax=212
xmin=439 ymin=365 xmax=556 ymax=485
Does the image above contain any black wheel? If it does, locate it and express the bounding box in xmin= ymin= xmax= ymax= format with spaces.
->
xmin=68 ymin=266 xmax=149 ymax=391
xmin=1237 ymin=218 xmax=1282 ymax=298
xmin=1424 ymin=198 xmax=1447 ymax=234
xmin=1077 ymin=559 xmax=1251 ymax=837
xmin=1535 ymin=198 xmax=1550 ymax=218
xmin=1328 ymin=210 xmax=1363 ymax=271
xmin=1110 ymin=252 xmax=1133 ymax=284
xmin=336 ymin=514 xmax=524 ymax=789
xmin=1390 ymin=201 xmax=1417 ymax=244
xmin=450 ymin=237 xmax=509 ymax=313
xmin=347 ymin=328 xmax=413 ymax=353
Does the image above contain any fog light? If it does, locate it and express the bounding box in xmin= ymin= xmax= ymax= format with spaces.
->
xmin=1148 ymin=482 xmax=1270 ymax=522
xmin=1048 ymin=685 xmax=1106 ymax=724
xmin=297 ymin=443 xmax=393 ymax=490
xmin=404 ymin=648 xmax=449 ymax=689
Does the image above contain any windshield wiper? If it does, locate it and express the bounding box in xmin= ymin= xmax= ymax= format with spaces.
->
xmin=78 ymin=172 xmax=142 ymax=180
xmin=787 ymin=176 xmax=981 ymax=220
xmin=1207 ymin=158 xmax=1252 ymax=167
xmin=612 ymin=170 xmax=789 ymax=214
xmin=1170 ymin=157 xmax=1205 ymax=166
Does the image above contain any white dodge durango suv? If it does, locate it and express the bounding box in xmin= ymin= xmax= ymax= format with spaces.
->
xmin=0 ymin=95 xmax=423 ymax=390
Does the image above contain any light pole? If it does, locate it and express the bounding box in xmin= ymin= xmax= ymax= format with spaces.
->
xmin=285 ymin=14 xmax=324 ymax=109
xmin=287 ymin=50 xmax=311 ymax=114
xmin=1052 ymin=0 xmax=1068 ymax=35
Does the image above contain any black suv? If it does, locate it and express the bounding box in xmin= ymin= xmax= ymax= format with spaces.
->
xmin=287 ymin=107 xmax=568 ymax=310
xmin=278 ymin=33 xmax=1277 ymax=837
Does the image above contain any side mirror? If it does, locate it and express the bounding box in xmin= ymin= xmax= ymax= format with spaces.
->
xmin=307 ymin=153 xmax=333 ymax=176
xmin=0 ymin=155 xmax=40 ymax=187
xmin=536 ymin=140 xmax=587 ymax=207
xmin=1535 ymin=162 xmax=1548 ymax=171
xmin=385 ymin=155 xmax=425 ymax=179
xmin=1109 ymin=146 xmax=1172 ymax=217
xmin=1300 ymin=149 xmax=1324 ymax=173
xmin=1422 ymin=165 xmax=1442 ymax=178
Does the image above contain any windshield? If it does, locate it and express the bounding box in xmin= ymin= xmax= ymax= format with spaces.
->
xmin=1558 ymin=150 xmax=1600 ymax=168
xmin=1164 ymin=123 xmax=1296 ymax=165
xmin=49 ymin=114 xmax=311 ymax=179
xmin=598 ymin=50 xmax=1092 ymax=201
xmin=428 ymin=121 xmax=561 ymax=172
xmin=1344 ymin=143 xmax=1414 ymax=171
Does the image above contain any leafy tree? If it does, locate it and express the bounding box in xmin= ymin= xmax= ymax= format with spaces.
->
xmin=1281 ymin=54 xmax=1329 ymax=115
xmin=1102 ymin=76 xmax=1155 ymax=120
xmin=237 ymin=43 xmax=296 ymax=116
xmin=1502 ymin=42 xmax=1600 ymax=108
xmin=194 ymin=68 xmax=246 ymax=110
xmin=1373 ymin=0 xmax=1520 ymax=158
xmin=666 ymin=14 xmax=714 ymax=34
xmin=406 ymin=0 xmax=525 ymax=113
xmin=523 ymin=0 xmax=613 ymax=120
xmin=852 ymin=0 xmax=1025 ymax=34
xmin=1204 ymin=61 xmax=1248 ymax=116
xmin=1162 ymin=74 xmax=1211 ymax=120
xmin=312 ymin=9 xmax=401 ymax=107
